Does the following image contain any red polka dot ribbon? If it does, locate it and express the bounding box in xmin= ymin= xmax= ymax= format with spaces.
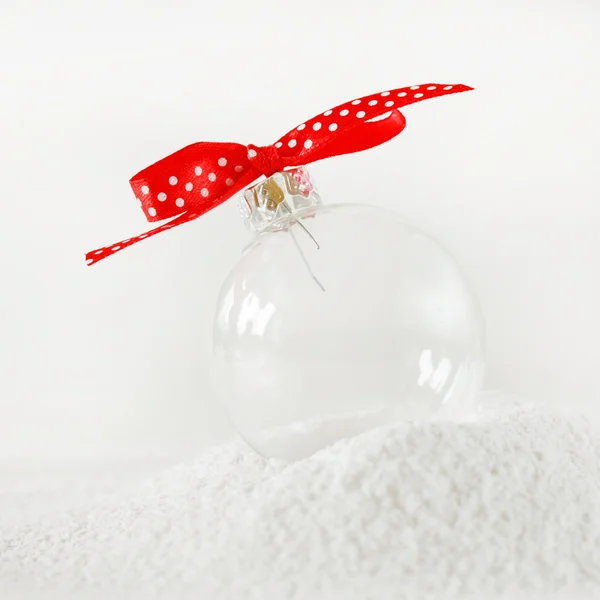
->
xmin=86 ymin=83 xmax=473 ymax=265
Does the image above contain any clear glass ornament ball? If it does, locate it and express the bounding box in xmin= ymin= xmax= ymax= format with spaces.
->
xmin=213 ymin=169 xmax=485 ymax=461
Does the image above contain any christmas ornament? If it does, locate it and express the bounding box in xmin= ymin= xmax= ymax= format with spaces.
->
xmin=87 ymin=84 xmax=485 ymax=461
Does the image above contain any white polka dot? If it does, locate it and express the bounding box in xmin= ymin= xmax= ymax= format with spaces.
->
xmin=218 ymin=157 xmax=227 ymax=167
xmin=208 ymin=172 xmax=216 ymax=182
xmin=247 ymin=149 xmax=257 ymax=158
xmin=323 ymin=110 xmax=333 ymax=116
xmin=94 ymin=250 xmax=103 ymax=255
xmin=157 ymin=192 xmax=167 ymax=201
xmin=185 ymin=182 xmax=193 ymax=191
xmin=195 ymin=166 xmax=202 ymax=176
xmin=427 ymin=86 xmax=437 ymax=90
xmin=148 ymin=207 xmax=157 ymax=216
xmin=381 ymin=91 xmax=390 ymax=96
xmin=443 ymin=85 xmax=453 ymax=90
xmin=297 ymin=123 xmax=306 ymax=131
xmin=351 ymin=99 xmax=361 ymax=105
xmin=201 ymin=188 xmax=209 ymax=197
xmin=398 ymin=92 xmax=407 ymax=97
xmin=368 ymin=100 xmax=378 ymax=106
xmin=414 ymin=93 xmax=424 ymax=98
xmin=275 ymin=142 xmax=283 ymax=148
xmin=328 ymin=123 xmax=338 ymax=131
xmin=356 ymin=111 xmax=366 ymax=118
xmin=312 ymin=122 xmax=322 ymax=131
xmin=141 ymin=185 xmax=149 ymax=195
xmin=175 ymin=197 xmax=185 ymax=207
xmin=226 ymin=178 xmax=234 ymax=186
xmin=169 ymin=176 xmax=177 ymax=185
xmin=385 ymin=100 xmax=394 ymax=107
xmin=410 ymin=85 xmax=420 ymax=90
xmin=340 ymin=109 xmax=349 ymax=116
xmin=288 ymin=139 xmax=297 ymax=148
xmin=304 ymin=139 xmax=313 ymax=149
xmin=235 ymin=165 xmax=244 ymax=172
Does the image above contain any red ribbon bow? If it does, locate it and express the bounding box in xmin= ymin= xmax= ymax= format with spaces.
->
xmin=86 ymin=83 xmax=472 ymax=265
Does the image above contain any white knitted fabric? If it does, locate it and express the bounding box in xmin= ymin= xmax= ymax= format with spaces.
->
xmin=1 ymin=392 xmax=600 ymax=600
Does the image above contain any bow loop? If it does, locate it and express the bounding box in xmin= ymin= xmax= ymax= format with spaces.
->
xmin=86 ymin=83 xmax=473 ymax=265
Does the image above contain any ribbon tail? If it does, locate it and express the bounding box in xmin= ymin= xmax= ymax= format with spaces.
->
xmin=276 ymin=83 xmax=473 ymax=168
xmin=85 ymin=212 xmax=198 ymax=266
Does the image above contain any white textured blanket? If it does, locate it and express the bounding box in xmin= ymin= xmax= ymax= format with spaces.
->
xmin=1 ymin=392 xmax=600 ymax=600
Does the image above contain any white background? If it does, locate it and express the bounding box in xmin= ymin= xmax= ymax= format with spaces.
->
xmin=1 ymin=0 xmax=599 ymax=463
